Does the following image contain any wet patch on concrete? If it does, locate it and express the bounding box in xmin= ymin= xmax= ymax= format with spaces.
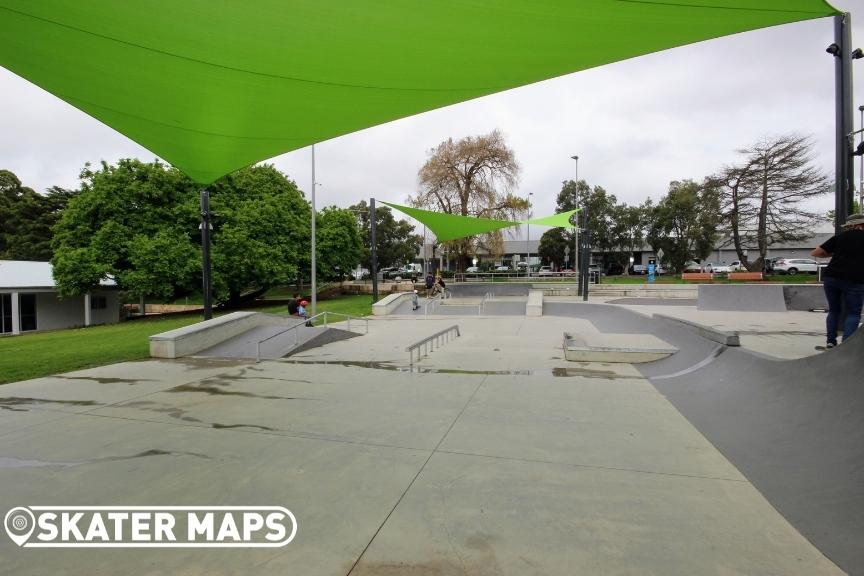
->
xmin=283 ymin=360 xmax=637 ymax=380
xmin=0 ymin=448 xmax=210 ymax=469
xmin=211 ymin=423 xmax=277 ymax=432
xmin=0 ymin=397 xmax=101 ymax=412
xmin=167 ymin=383 xmax=311 ymax=401
xmin=122 ymin=400 xmax=203 ymax=423
xmin=117 ymin=400 xmax=285 ymax=433
xmin=57 ymin=376 xmax=154 ymax=385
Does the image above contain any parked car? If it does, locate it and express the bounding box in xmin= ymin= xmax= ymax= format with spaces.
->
xmin=383 ymin=266 xmax=418 ymax=281
xmin=494 ymin=265 xmax=510 ymax=271
xmin=630 ymin=264 xmax=664 ymax=275
xmin=683 ymin=261 xmax=703 ymax=273
xmin=729 ymin=260 xmax=745 ymax=272
xmin=538 ymin=266 xmax=553 ymax=276
xmin=703 ymin=262 xmax=732 ymax=274
xmin=772 ymin=258 xmax=819 ymax=275
xmin=465 ymin=266 xmax=480 ymax=273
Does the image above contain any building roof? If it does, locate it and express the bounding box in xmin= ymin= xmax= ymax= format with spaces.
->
xmin=0 ymin=261 xmax=116 ymax=290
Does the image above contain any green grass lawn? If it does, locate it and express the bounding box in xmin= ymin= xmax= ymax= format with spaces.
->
xmin=0 ymin=295 xmax=372 ymax=385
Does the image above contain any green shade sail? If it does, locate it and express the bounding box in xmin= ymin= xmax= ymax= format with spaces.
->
xmin=0 ymin=1 xmax=838 ymax=184
xmin=382 ymin=201 xmax=577 ymax=242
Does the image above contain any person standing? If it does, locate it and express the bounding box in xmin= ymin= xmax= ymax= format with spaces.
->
xmin=425 ymin=272 xmax=435 ymax=298
xmin=811 ymin=213 xmax=864 ymax=348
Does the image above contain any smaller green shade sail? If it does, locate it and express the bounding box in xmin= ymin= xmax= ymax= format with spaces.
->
xmin=382 ymin=202 xmax=578 ymax=242
xmin=526 ymin=210 xmax=579 ymax=229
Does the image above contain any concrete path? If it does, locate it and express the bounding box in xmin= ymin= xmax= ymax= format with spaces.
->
xmin=0 ymin=305 xmax=849 ymax=575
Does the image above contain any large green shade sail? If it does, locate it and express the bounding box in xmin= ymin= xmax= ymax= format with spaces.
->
xmin=382 ymin=202 xmax=577 ymax=242
xmin=0 ymin=1 xmax=838 ymax=184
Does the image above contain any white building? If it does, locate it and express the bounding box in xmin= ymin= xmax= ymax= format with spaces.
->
xmin=0 ymin=260 xmax=120 ymax=335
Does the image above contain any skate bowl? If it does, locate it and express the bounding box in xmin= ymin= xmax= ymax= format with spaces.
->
xmin=648 ymin=330 xmax=864 ymax=576
xmin=545 ymin=300 xmax=864 ymax=575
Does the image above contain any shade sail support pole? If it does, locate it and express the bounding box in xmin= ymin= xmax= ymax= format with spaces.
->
xmin=200 ymin=188 xmax=213 ymax=320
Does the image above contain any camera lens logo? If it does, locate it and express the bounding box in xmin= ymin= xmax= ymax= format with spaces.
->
xmin=4 ymin=507 xmax=35 ymax=547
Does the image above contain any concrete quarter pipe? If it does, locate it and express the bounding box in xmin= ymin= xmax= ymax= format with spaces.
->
xmin=646 ymin=329 xmax=864 ymax=575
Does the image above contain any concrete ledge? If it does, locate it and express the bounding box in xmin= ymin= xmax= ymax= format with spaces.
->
xmin=653 ymin=313 xmax=740 ymax=346
xmin=526 ymin=290 xmax=543 ymax=317
xmin=149 ymin=311 xmax=286 ymax=358
xmin=697 ymin=284 xmax=786 ymax=312
xmin=563 ymin=332 xmax=677 ymax=363
xmin=373 ymin=292 xmax=412 ymax=316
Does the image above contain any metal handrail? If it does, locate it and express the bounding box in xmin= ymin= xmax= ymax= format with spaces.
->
xmin=255 ymin=311 xmax=368 ymax=362
xmin=424 ymin=294 xmax=443 ymax=318
xmin=406 ymin=325 xmax=460 ymax=365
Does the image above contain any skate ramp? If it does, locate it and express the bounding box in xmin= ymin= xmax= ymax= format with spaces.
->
xmin=697 ymin=284 xmax=787 ymax=312
xmin=197 ymin=325 xmax=360 ymax=359
xmin=649 ymin=331 xmax=864 ymax=576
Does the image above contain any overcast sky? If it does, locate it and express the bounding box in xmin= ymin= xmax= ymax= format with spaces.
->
xmin=1 ymin=3 xmax=862 ymax=238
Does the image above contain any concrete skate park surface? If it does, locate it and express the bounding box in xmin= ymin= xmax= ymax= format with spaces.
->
xmin=0 ymin=298 xmax=860 ymax=575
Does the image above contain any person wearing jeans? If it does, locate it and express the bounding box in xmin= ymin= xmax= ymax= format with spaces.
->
xmin=811 ymin=213 xmax=864 ymax=348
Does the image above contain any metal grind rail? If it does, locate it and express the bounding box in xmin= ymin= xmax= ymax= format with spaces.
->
xmin=406 ymin=325 xmax=460 ymax=366
xmin=256 ymin=311 xmax=369 ymax=362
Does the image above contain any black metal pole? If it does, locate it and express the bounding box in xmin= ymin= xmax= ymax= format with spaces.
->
xmin=370 ymin=197 xmax=378 ymax=303
xmin=840 ymin=13 xmax=854 ymax=219
xmin=200 ymin=188 xmax=213 ymax=320
xmin=834 ymin=13 xmax=855 ymax=233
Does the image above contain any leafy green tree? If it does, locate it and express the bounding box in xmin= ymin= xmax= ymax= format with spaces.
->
xmin=316 ymin=206 xmax=363 ymax=281
xmin=609 ymin=202 xmax=650 ymax=274
xmin=207 ymin=164 xmax=310 ymax=305
xmin=537 ymin=228 xmax=570 ymax=268
xmin=52 ymin=160 xmax=310 ymax=305
xmin=350 ymin=200 xmax=419 ymax=269
xmin=552 ymin=179 xmax=621 ymax=270
xmin=52 ymin=159 xmax=199 ymax=297
xmin=646 ymin=179 xmax=720 ymax=272
xmin=0 ymin=170 xmax=75 ymax=260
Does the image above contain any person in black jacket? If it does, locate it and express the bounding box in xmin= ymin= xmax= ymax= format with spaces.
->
xmin=811 ymin=213 xmax=864 ymax=348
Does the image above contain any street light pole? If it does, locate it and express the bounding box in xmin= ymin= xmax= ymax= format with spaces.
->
xmin=570 ymin=155 xmax=579 ymax=285
xmin=310 ymin=144 xmax=317 ymax=317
